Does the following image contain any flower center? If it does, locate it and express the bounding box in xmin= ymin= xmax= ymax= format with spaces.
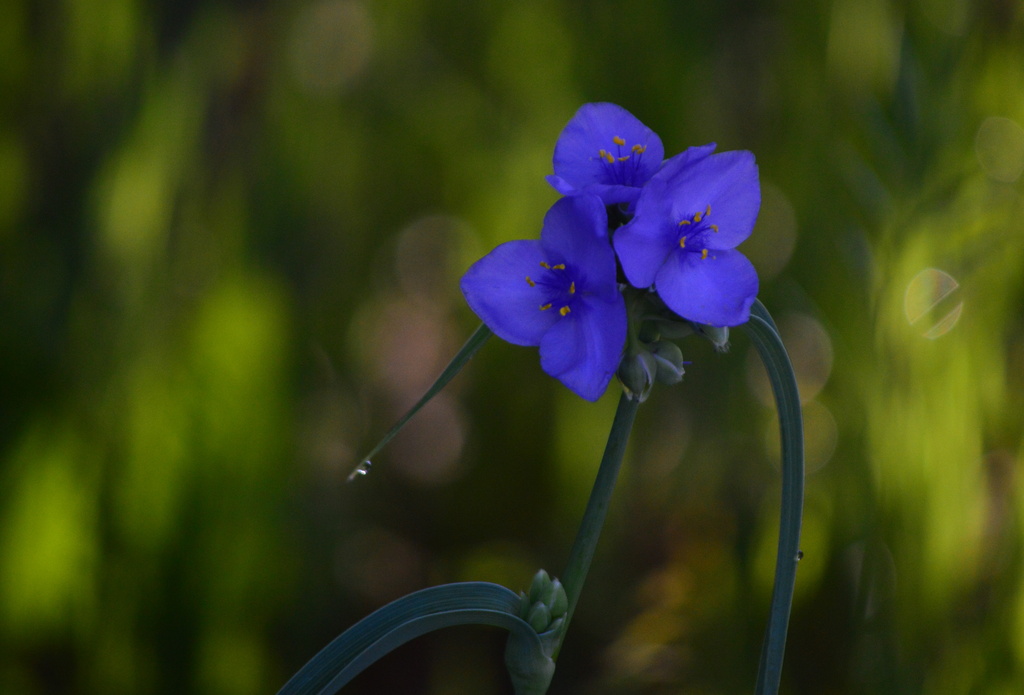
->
xmin=676 ymin=204 xmax=719 ymax=260
xmin=525 ymin=261 xmax=578 ymax=316
xmin=596 ymin=135 xmax=648 ymax=185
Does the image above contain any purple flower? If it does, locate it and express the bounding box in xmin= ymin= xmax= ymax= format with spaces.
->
xmin=613 ymin=143 xmax=760 ymax=327
xmin=546 ymin=103 xmax=665 ymax=206
xmin=460 ymin=195 xmax=626 ymax=401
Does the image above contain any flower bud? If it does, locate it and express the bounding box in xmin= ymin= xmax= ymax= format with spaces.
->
xmin=689 ymin=322 xmax=730 ymax=352
xmin=527 ymin=569 xmax=552 ymax=606
xmin=548 ymin=579 xmax=568 ymax=619
xmin=617 ymin=350 xmax=657 ymax=402
xmin=517 ymin=569 xmax=570 ymax=640
xmin=527 ymin=602 xmax=552 ymax=633
xmin=520 ymin=570 xmax=569 ymax=635
xmin=650 ymin=340 xmax=685 ymax=385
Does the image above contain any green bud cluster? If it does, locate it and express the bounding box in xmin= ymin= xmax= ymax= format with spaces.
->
xmin=519 ymin=570 xmax=569 ymax=635
xmin=615 ymin=288 xmax=738 ymax=401
xmin=617 ymin=326 xmax=688 ymax=402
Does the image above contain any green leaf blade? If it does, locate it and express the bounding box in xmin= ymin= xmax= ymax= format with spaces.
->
xmin=276 ymin=581 xmax=534 ymax=695
xmin=348 ymin=324 xmax=492 ymax=480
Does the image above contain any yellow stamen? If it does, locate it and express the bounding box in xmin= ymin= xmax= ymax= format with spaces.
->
xmin=693 ymin=211 xmax=703 ymax=223
xmin=552 ymin=263 xmax=565 ymax=270
xmin=705 ymin=204 xmax=712 ymax=217
xmin=679 ymin=236 xmax=686 ymax=248
xmin=678 ymin=219 xmax=690 ymax=226
xmin=540 ymin=261 xmax=550 ymax=269
xmin=632 ymin=144 xmax=645 ymax=153
xmin=618 ymin=155 xmax=630 ymax=162
xmin=569 ymin=281 xmax=576 ymax=294
xmin=710 ymin=224 xmax=719 ymax=233
xmin=559 ymin=306 xmax=571 ymax=316
xmin=701 ymin=249 xmax=709 ymax=259
xmin=540 ymin=303 xmax=552 ymax=311
xmin=612 ymin=136 xmax=626 ymax=146
xmin=526 ymin=276 xmax=535 ymax=286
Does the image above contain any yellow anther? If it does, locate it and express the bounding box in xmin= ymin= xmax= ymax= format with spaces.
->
xmin=526 ymin=276 xmax=535 ymax=286
xmin=701 ymin=249 xmax=709 ymax=259
xmin=632 ymin=144 xmax=645 ymax=153
xmin=679 ymin=236 xmax=687 ymax=248
xmin=710 ymin=224 xmax=719 ymax=233
xmin=693 ymin=211 xmax=703 ymax=223
xmin=540 ymin=261 xmax=551 ymax=269
xmin=559 ymin=306 xmax=571 ymax=316
xmin=705 ymin=204 xmax=712 ymax=217
xmin=552 ymin=263 xmax=565 ymax=270
xmin=613 ymin=136 xmax=626 ymax=146
xmin=678 ymin=219 xmax=690 ymax=226
xmin=618 ymin=156 xmax=630 ymax=162
xmin=540 ymin=303 xmax=552 ymax=311
xmin=569 ymin=281 xmax=576 ymax=294
xmin=603 ymin=151 xmax=615 ymax=163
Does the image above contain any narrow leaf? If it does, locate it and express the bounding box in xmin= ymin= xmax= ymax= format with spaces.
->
xmin=348 ymin=323 xmax=492 ymax=480
xmin=277 ymin=581 xmax=540 ymax=695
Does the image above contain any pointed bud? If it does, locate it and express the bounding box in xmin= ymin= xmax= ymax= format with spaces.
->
xmin=527 ymin=603 xmax=552 ymax=633
xmin=689 ymin=322 xmax=730 ymax=352
xmin=617 ymin=350 xmax=657 ymax=402
xmin=528 ymin=569 xmax=552 ymax=605
xmin=548 ymin=579 xmax=568 ymax=619
xmin=650 ymin=340 xmax=685 ymax=385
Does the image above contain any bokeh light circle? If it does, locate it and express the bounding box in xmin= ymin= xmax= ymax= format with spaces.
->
xmin=975 ymin=116 xmax=1024 ymax=183
xmin=904 ymin=268 xmax=963 ymax=339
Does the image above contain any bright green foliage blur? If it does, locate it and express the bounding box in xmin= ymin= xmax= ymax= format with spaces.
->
xmin=2 ymin=1 xmax=1024 ymax=693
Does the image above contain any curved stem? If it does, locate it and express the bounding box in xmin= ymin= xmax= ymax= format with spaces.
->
xmin=552 ymin=392 xmax=641 ymax=659
xmin=742 ymin=300 xmax=805 ymax=695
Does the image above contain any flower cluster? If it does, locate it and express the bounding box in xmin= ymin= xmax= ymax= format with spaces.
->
xmin=461 ymin=103 xmax=760 ymax=401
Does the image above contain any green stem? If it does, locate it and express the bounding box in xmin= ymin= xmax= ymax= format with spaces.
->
xmin=743 ymin=300 xmax=804 ymax=695
xmin=553 ymin=391 xmax=641 ymax=659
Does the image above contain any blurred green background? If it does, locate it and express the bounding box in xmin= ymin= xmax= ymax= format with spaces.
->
xmin=2 ymin=0 xmax=1024 ymax=693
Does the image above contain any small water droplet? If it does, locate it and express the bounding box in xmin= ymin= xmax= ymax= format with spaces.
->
xmin=796 ymin=550 xmax=804 ymax=561
xmin=347 ymin=460 xmax=372 ymax=482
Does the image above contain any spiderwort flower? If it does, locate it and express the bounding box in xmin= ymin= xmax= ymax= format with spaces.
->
xmin=460 ymin=195 xmax=626 ymax=401
xmin=613 ymin=143 xmax=760 ymax=326
xmin=546 ymin=103 xmax=665 ymax=206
